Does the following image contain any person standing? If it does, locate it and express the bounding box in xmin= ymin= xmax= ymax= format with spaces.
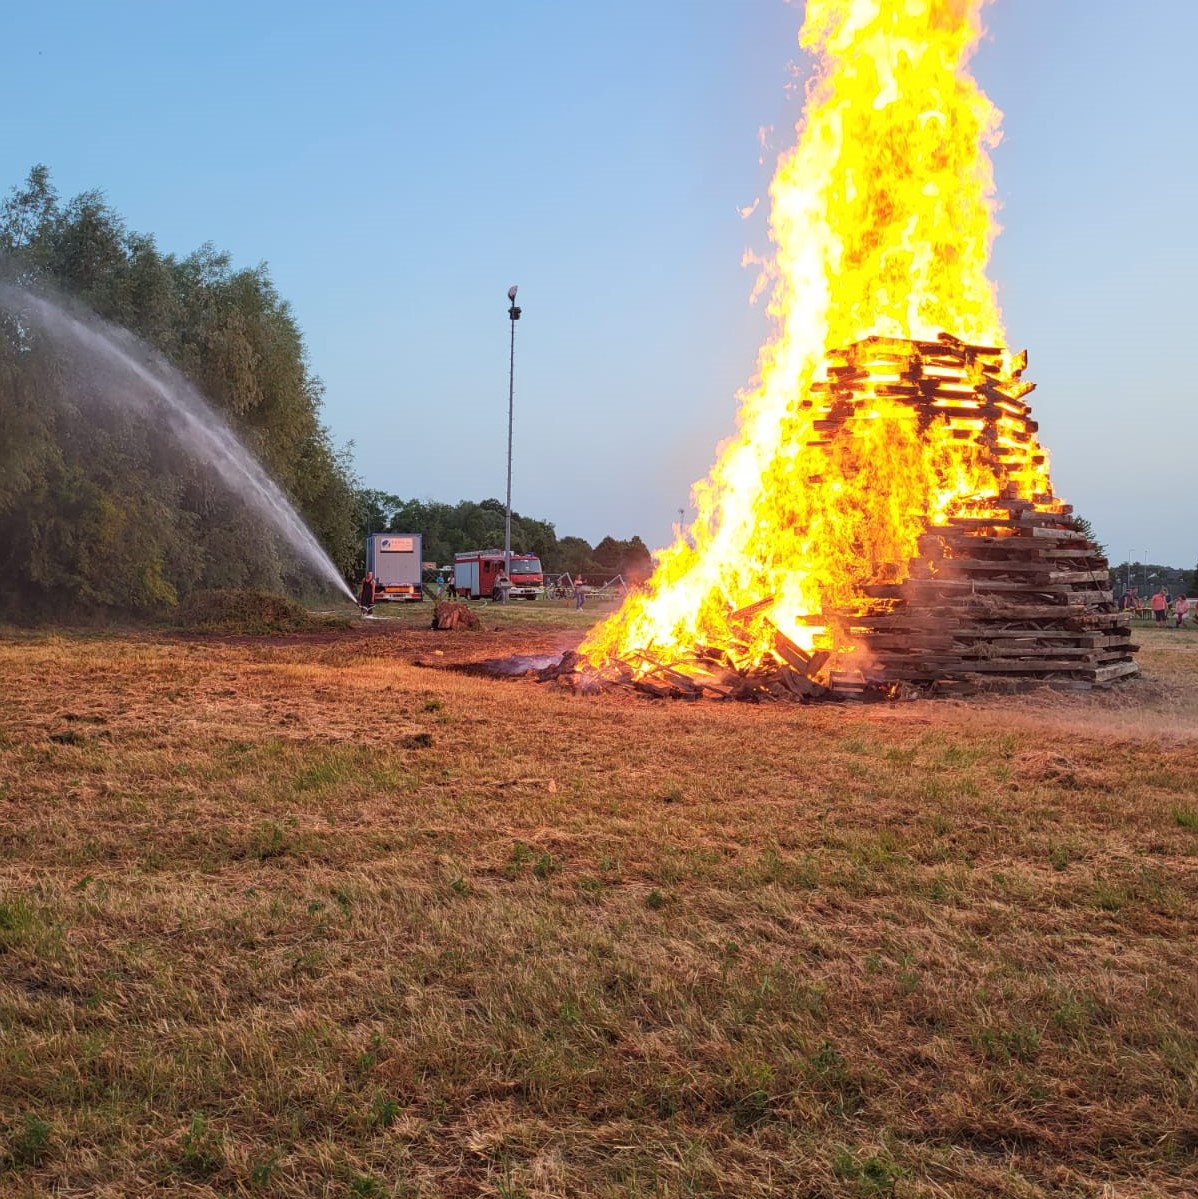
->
xmin=1151 ymin=587 xmax=1168 ymax=627
xmin=573 ymin=576 xmax=587 ymax=611
xmin=358 ymin=570 xmax=376 ymax=614
xmin=1175 ymin=594 xmax=1190 ymax=629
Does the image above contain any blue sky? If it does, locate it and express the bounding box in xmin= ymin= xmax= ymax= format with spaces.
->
xmin=3 ymin=1 xmax=1195 ymax=567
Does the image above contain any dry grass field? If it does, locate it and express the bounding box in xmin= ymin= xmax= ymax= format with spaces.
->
xmin=2 ymin=605 xmax=1196 ymax=1198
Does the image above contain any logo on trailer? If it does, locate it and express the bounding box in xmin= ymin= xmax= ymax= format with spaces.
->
xmin=380 ymin=537 xmax=414 ymax=553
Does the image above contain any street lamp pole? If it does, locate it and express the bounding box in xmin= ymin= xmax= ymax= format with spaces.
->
xmin=504 ymin=286 xmax=522 ymax=603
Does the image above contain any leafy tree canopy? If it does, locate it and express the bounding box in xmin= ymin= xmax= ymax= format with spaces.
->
xmin=0 ymin=165 xmax=358 ymax=618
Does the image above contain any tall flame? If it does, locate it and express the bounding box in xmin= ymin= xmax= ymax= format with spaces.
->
xmin=582 ymin=0 xmax=1054 ymax=669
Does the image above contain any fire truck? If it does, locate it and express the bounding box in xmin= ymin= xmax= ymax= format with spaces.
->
xmin=453 ymin=550 xmax=544 ymax=601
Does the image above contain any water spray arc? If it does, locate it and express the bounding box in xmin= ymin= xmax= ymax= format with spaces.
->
xmin=0 ymin=284 xmax=357 ymax=604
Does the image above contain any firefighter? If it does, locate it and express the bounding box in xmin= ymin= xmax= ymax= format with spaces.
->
xmin=358 ymin=571 xmax=376 ymax=614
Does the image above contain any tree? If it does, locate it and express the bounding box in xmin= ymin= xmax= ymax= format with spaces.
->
xmin=590 ymin=535 xmax=654 ymax=581
xmin=555 ymin=536 xmax=598 ymax=578
xmin=0 ymin=164 xmax=58 ymax=276
xmin=622 ymin=535 xmax=654 ymax=583
xmin=0 ymin=166 xmax=359 ymax=618
xmin=1067 ymin=513 xmax=1105 ymax=558
xmin=592 ymin=536 xmax=625 ymax=573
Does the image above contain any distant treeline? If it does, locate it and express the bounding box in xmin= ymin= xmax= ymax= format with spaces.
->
xmin=1108 ymin=563 xmax=1196 ymax=599
xmin=0 ymin=166 xmax=652 ymax=619
xmin=354 ymin=492 xmax=653 ymax=583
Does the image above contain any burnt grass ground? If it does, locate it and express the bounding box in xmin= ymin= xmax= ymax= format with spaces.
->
xmin=1 ymin=602 xmax=1196 ymax=1198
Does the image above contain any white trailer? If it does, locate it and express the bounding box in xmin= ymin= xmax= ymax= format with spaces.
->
xmin=366 ymin=533 xmax=424 ymax=601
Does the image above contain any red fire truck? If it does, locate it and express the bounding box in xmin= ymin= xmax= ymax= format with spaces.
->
xmin=453 ymin=550 xmax=544 ymax=601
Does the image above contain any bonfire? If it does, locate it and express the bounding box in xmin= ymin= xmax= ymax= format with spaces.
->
xmin=555 ymin=0 xmax=1134 ymax=700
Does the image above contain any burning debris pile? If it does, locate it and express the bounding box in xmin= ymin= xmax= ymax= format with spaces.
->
xmin=431 ymin=601 xmax=479 ymax=631
xmin=539 ymin=334 xmax=1135 ymax=701
xmin=814 ymin=335 xmax=1137 ymax=694
xmin=538 ymin=602 xmax=830 ymax=702
xmin=535 ymin=2 xmax=1139 ymax=703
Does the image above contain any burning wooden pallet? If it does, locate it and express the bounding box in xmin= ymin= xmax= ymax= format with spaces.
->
xmin=542 ymin=335 xmax=1136 ymax=702
xmin=537 ymin=598 xmax=833 ymax=702
xmin=811 ymin=336 xmax=1136 ymax=694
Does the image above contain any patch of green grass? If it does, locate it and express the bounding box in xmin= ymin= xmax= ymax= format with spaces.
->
xmin=178 ymin=1113 xmax=222 ymax=1179
xmin=3 ymin=1112 xmax=52 ymax=1169
xmin=927 ymin=811 xmax=952 ymax=836
xmin=1053 ymin=992 xmax=1103 ymax=1035
xmin=295 ymin=747 xmax=372 ymax=792
xmin=504 ymin=842 xmax=535 ymax=879
xmin=249 ymin=1149 xmax=283 ymax=1187
xmin=246 ymin=818 xmax=302 ymax=861
xmin=0 ymin=896 xmax=39 ymax=950
xmin=1173 ymin=804 xmax=1198 ymax=832
xmin=1091 ymin=866 xmax=1185 ymax=915
xmin=975 ymin=1024 xmax=1041 ymax=1063
xmin=831 ymin=1145 xmax=905 ymax=1195
xmin=1048 ymin=842 xmax=1071 ymax=871
xmin=720 ymin=1060 xmax=775 ymax=1130
xmin=367 ymin=1091 xmax=400 ymax=1130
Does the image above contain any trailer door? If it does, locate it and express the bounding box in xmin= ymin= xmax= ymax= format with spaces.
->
xmin=454 ymin=560 xmax=478 ymax=597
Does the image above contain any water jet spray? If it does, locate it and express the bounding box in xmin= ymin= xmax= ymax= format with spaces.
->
xmin=0 ymin=284 xmax=357 ymax=605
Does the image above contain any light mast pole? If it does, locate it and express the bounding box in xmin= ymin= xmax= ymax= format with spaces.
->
xmin=504 ymin=286 xmax=521 ymax=602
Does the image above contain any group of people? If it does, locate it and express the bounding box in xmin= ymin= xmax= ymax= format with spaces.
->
xmin=1126 ymin=588 xmax=1193 ymax=628
xmin=1154 ymin=590 xmax=1191 ymax=628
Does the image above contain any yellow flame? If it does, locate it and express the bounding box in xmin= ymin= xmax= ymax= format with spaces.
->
xmin=582 ymin=0 xmax=1056 ymax=672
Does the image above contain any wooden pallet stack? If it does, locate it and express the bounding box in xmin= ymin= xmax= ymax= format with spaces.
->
xmin=804 ymin=332 xmax=1045 ymax=496
xmin=829 ymin=497 xmax=1138 ymax=695
xmin=541 ymin=334 xmax=1136 ymax=701
xmin=811 ymin=335 xmax=1137 ymax=694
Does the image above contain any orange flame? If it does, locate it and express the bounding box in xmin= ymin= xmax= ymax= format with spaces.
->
xmin=582 ymin=0 xmax=1056 ymax=671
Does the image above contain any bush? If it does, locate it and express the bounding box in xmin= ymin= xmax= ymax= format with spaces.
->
xmin=168 ymin=589 xmax=348 ymax=635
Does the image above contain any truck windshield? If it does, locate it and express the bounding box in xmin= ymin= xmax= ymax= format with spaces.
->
xmin=513 ymin=559 xmax=542 ymax=574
